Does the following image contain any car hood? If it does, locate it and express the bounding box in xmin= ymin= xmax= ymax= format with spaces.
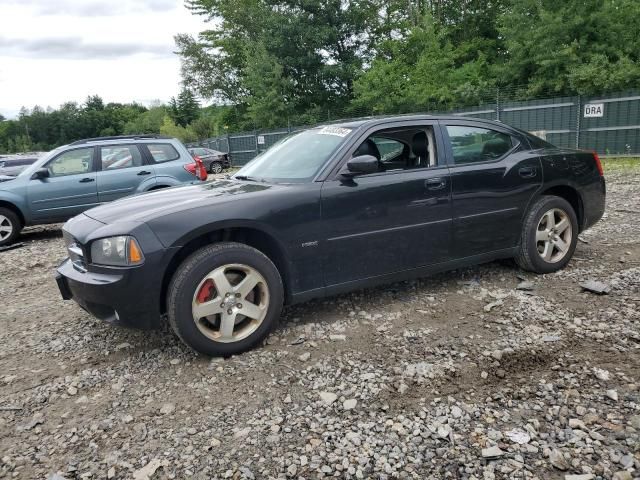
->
xmin=83 ymin=179 xmax=276 ymax=224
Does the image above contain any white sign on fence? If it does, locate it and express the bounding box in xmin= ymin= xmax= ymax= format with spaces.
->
xmin=584 ymin=103 xmax=604 ymax=118
xmin=257 ymin=135 xmax=265 ymax=145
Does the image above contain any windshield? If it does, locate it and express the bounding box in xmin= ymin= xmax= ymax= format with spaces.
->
xmin=234 ymin=127 xmax=352 ymax=182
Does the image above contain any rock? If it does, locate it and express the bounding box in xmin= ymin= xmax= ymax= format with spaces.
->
xmin=505 ymin=429 xmax=530 ymax=444
xmin=75 ymin=395 xmax=88 ymax=404
xmin=612 ymin=472 xmax=632 ymax=480
xmin=287 ymin=464 xmax=297 ymax=477
xmin=210 ymin=438 xmax=221 ymax=448
xmin=542 ymin=335 xmax=561 ymax=342
xmin=46 ymin=474 xmax=67 ymax=480
xmin=579 ymin=280 xmax=611 ymax=294
xmin=565 ymin=475 xmax=594 ymax=480
xmin=234 ymin=427 xmax=251 ymax=439
xmin=568 ymin=418 xmax=586 ymax=430
xmin=319 ymin=391 xmax=338 ymax=405
xmin=593 ymin=368 xmax=610 ymax=381
xmin=606 ymin=389 xmax=618 ymax=401
xmin=549 ymin=449 xmax=570 ymax=470
xmin=132 ymin=459 xmax=169 ymax=480
xmin=484 ymin=300 xmax=503 ymax=312
xmin=482 ymin=446 xmax=505 ymax=458
xmin=283 ymin=395 xmax=292 ymax=404
xmin=22 ymin=412 xmax=44 ymax=431
xmin=481 ymin=371 xmax=488 ymax=379
xmin=619 ymin=454 xmax=634 ymax=468
xmin=343 ymin=399 xmax=357 ymax=410
xmin=122 ymin=414 xmax=134 ymax=424
xmin=630 ymin=415 xmax=640 ymax=429
xmin=450 ymin=405 xmax=463 ymax=419
xmin=516 ymin=281 xmax=535 ymax=291
xmin=66 ymin=386 xmax=77 ymax=396
xmin=107 ymin=466 xmax=116 ymax=479
xmin=298 ymin=352 xmax=311 ymax=361
xmin=187 ymin=427 xmax=197 ymax=435
xmin=170 ymin=358 xmax=181 ymax=365
xmin=329 ymin=334 xmax=346 ymax=341
xmin=159 ymin=403 xmax=175 ymax=415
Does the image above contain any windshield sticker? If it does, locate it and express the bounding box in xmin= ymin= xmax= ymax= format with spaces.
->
xmin=318 ymin=126 xmax=352 ymax=137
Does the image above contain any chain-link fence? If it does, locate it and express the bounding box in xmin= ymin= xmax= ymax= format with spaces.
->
xmin=191 ymin=89 xmax=640 ymax=166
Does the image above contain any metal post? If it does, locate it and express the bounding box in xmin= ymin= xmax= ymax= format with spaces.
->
xmin=575 ymin=95 xmax=581 ymax=149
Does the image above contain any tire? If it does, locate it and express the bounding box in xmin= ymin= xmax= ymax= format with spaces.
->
xmin=210 ymin=162 xmax=223 ymax=174
xmin=0 ymin=207 xmax=22 ymax=247
xmin=167 ymin=242 xmax=284 ymax=356
xmin=515 ymin=195 xmax=578 ymax=274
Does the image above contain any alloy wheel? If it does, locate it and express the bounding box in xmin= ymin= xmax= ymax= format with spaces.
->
xmin=0 ymin=215 xmax=13 ymax=241
xmin=211 ymin=163 xmax=223 ymax=174
xmin=536 ymin=208 xmax=572 ymax=263
xmin=192 ymin=263 xmax=269 ymax=343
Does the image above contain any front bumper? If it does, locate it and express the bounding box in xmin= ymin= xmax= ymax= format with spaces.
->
xmin=56 ymin=257 xmax=163 ymax=330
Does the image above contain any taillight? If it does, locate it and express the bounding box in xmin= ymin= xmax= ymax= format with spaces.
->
xmin=184 ymin=155 xmax=208 ymax=181
xmin=592 ymin=151 xmax=604 ymax=176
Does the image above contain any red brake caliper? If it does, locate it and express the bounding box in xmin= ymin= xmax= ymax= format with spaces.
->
xmin=197 ymin=279 xmax=215 ymax=303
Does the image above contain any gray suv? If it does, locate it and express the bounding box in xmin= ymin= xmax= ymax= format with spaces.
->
xmin=0 ymin=135 xmax=207 ymax=246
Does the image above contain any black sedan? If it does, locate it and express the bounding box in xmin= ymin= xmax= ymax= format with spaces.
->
xmin=188 ymin=147 xmax=230 ymax=174
xmin=56 ymin=116 xmax=606 ymax=356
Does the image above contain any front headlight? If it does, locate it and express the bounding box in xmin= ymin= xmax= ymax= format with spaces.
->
xmin=90 ymin=236 xmax=144 ymax=266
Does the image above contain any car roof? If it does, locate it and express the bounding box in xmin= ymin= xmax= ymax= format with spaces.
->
xmin=68 ymin=134 xmax=175 ymax=146
xmin=324 ymin=114 xmax=508 ymax=130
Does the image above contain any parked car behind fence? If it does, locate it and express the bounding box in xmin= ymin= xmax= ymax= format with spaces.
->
xmin=187 ymin=147 xmax=231 ymax=174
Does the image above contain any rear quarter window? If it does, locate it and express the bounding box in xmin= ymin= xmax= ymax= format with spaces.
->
xmin=146 ymin=143 xmax=180 ymax=163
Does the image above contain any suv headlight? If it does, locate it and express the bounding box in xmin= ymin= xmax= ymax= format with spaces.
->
xmin=90 ymin=236 xmax=144 ymax=266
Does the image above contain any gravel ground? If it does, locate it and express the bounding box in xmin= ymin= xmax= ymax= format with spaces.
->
xmin=1 ymin=162 xmax=639 ymax=480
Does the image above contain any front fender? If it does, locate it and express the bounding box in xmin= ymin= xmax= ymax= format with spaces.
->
xmin=0 ymin=190 xmax=29 ymax=223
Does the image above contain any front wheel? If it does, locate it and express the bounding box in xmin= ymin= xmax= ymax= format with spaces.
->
xmin=515 ymin=196 xmax=578 ymax=273
xmin=167 ymin=242 xmax=284 ymax=356
xmin=0 ymin=207 xmax=22 ymax=247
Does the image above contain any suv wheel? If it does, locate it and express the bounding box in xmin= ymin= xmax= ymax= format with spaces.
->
xmin=515 ymin=196 xmax=578 ymax=273
xmin=210 ymin=162 xmax=223 ymax=174
xmin=167 ymin=242 xmax=284 ymax=356
xmin=0 ymin=207 xmax=22 ymax=247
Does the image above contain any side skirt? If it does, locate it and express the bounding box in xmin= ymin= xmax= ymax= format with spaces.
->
xmin=289 ymin=247 xmax=518 ymax=305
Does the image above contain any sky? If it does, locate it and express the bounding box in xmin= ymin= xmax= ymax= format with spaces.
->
xmin=0 ymin=0 xmax=209 ymax=119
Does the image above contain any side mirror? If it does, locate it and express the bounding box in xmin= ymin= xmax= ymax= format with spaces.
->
xmin=31 ymin=168 xmax=50 ymax=180
xmin=340 ymin=155 xmax=379 ymax=178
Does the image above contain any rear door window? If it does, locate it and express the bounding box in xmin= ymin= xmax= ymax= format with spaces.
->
xmin=445 ymin=126 xmax=514 ymax=164
xmin=147 ymin=144 xmax=180 ymax=163
xmin=100 ymin=145 xmax=143 ymax=170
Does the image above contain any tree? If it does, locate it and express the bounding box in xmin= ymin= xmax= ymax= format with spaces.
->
xmin=169 ymin=88 xmax=200 ymax=127
xmin=497 ymin=0 xmax=640 ymax=95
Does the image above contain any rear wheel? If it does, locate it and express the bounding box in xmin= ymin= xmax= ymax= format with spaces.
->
xmin=210 ymin=162 xmax=223 ymax=174
xmin=167 ymin=242 xmax=284 ymax=356
xmin=0 ymin=207 xmax=22 ymax=247
xmin=515 ymin=196 xmax=578 ymax=273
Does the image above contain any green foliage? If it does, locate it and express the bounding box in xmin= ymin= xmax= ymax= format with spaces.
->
xmin=168 ymin=88 xmax=201 ymax=127
xmin=176 ymin=0 xmax=640 ymax=127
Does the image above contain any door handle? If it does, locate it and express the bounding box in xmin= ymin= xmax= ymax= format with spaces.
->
xmin=79 ymin=177 xmax=95 ymax=183
xmin=425 ymin=177 xmax=446 ymax=191
xmin=519 ymin=166 xmax=537 ymax=178
xmin=137 ymin=170 xmax=152 ymax=176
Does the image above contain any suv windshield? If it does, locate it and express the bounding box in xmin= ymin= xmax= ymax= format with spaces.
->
xmin=233 ymin=127 xmax=352 ymax=182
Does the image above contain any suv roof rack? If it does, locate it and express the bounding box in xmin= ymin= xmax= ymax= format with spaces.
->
xmin=69 ymin=134 xmax=171 ymax=145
